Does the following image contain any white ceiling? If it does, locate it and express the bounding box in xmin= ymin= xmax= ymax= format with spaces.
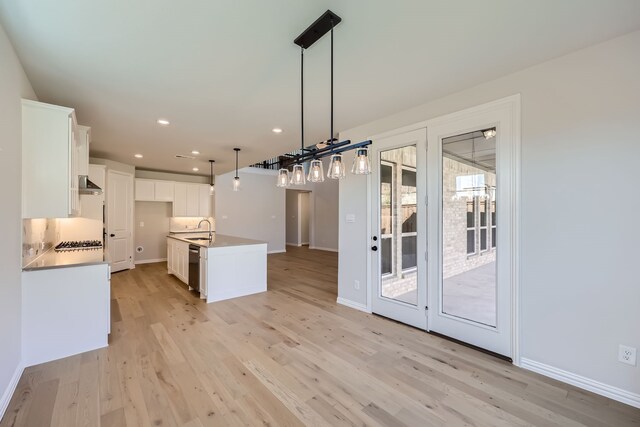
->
xmin=2 ymin=0 xmax=639 ymax=175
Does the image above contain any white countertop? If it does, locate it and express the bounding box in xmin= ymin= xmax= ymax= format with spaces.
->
xmin=167 ymin=233 xmax=266 ymax=248
xmin=23 ymin=247 xmax=109 ymax=271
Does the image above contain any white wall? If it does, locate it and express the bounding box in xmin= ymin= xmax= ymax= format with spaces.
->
xmin=310 ymin=161 xmax=339 ymax=251
xmin=215 ymin=168 xmax=286 ymax=253
xmin=338 ymin=31 xmax=640 ymax=400
xmin=0 ymin=23 xmax=36 ymax=416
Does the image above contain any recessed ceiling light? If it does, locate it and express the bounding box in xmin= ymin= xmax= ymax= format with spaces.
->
xmin=134 ymin=154 xmax=143 ymax=158
xmin=192 ymin=167 xmax=199 ymax=172
xmin=272 ymin=128 xmax=283 ymax=134
xmin=157 ymin=119 xmax=170 ymax=126
xmin=191 ymin=150 xmax=200 ymax=155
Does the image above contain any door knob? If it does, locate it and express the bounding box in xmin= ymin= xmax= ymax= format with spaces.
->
xmin=110 ymin=234 xmax=115 ymax=237
xmin=371 ymin=245 xmax=378 ymax=251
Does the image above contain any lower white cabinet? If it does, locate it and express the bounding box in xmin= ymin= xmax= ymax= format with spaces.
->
xmin=22 ymin=263 xmax=110 ymax=367
xmin=167 ymin=237 xmax=189 ymax=284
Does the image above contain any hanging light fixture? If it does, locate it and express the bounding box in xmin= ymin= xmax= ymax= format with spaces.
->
xmin=233 ymin=148 xmax=241 ymax=191
xmin=291 ymin=164 xmax=306 ymax=185
xmin=289 ymin=45 xmax=307 ymax=186
xmin=308 ymin=158 xmax=325 ymax=182
xmin=208 ymin=160 xmax=215 ymax=195
xmin=327 ymin=153 xmax=346 ymax=179
xmin=351 ymin=147 xmax=371 ymax=175
xmin=276 ymin=168 xmax=289 ymax=187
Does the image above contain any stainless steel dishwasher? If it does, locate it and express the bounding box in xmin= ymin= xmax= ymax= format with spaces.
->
xmin=188 ymin=244 xmax=200 ymax=292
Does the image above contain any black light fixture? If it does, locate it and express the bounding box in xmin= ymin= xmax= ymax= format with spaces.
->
xmin=208 ymin=160 xmax=215 ymax=195
xmin=233 ymin=148 xmax=241 ymax=192
xmin=290 ymin=46 xmax=306 ymax=186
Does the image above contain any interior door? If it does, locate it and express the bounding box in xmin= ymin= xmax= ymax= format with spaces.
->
xmin=426 ymin=99 xmax=518 ymax=358
xmin=371 ymin=129 xmax=427 ymax=329
xmin=107 ymin=170 xmax=133 ymax=272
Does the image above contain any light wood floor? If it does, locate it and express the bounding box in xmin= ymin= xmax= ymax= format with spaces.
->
xmin=2 ymin=246 xmax=639 ymax=426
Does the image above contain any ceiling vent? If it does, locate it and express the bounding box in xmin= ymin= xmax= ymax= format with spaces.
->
xmin=175 ymin=154 xmax=196 ymax=160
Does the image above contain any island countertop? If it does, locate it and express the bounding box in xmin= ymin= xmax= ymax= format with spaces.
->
xmin=23 ymin=247 xmax=110 ymax=271
xmin=167 ymin=233 xmax=266 ymax=249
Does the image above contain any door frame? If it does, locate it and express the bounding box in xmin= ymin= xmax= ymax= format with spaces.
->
xmin=365 ymin=95 xmax=521 ymax=364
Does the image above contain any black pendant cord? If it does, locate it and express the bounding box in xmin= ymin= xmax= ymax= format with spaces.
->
xmin=209 ymin=160 xmax=214 ymax=186
xmin=299 ymin=47 xmax=304 ymax=165
xmin=234 ymin=149 xmax=239 ymax=178
xmin=330 ymin=19 xmax=334 ymax=152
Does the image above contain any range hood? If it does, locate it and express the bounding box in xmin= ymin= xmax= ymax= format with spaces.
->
xmin=79 ymin=175 xmax=103 ymax=195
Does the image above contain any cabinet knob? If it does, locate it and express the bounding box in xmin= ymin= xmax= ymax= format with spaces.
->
xmin=110 ymin=234 xmax=115 ymax=237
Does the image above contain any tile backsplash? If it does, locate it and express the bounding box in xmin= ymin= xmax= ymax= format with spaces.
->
xmin=22 ymin=218 xmax=59 ymax=267
xmin=170 ymin=217 xmax=215 ymax=233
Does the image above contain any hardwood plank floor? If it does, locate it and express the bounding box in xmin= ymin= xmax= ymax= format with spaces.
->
xmin=2 ymin=246 xmax=639 ymax=426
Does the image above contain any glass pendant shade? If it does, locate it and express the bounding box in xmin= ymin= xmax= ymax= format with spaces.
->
xmin=327 ymin=153 xmax=346 ymax=179
xmin=351 ymin=148 xmax=371 ymax=175
xmin=307 ymin=159 xmax=325 ymax=183
xmin=232 ymin=176 xmax=240 ymax=192
xmin=276 ymin=169 xmax=290 ymax=187
xmin=290 ymin=164 xmax=306 ymax=185
xmin=209 ymin=184 xmax=215 ymax=195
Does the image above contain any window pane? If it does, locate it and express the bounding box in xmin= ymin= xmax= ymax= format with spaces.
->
xmin=442 ymin=130 xmax=497 ymax=327
xmin=491 ymin=227 xmax=496 ymax=248
xmin=466 ymin=230 xmax=475 ymax=254
xmin=402 ymin=236 xmax=417 ymax=269
xmin=381 ymin=237 xmax=392 ymax=274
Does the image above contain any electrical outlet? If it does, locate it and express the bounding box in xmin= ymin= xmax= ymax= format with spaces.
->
xmin=354 ymin=280 xmax=360 ymax=290
xmin=618 ymin=345 xmax=637 ymax=366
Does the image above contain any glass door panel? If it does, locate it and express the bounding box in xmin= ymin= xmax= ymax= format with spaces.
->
xmin=441 ymin=130 xmax=497 ymax=327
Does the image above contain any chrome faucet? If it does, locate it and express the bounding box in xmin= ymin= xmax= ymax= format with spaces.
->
xmin=198 ymin=219 xmax=213 ymax=241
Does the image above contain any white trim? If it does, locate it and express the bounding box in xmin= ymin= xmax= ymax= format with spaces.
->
xmin=520 ymin=358 xmax=640 ymax=409
xmin=134 ymin=258 xmax=167 ymax=265
xmin=286 ymin=242 xmax=302 ymax=247
xmin=268 ymin=249 xmax=287 ymax=254
xmin=309 ymin=246 xmax=338 ymax=252
xmin=0 ymin=362 xmax=24 ymax=420
xmin=337 ymin=297 xmax=371 ymax=313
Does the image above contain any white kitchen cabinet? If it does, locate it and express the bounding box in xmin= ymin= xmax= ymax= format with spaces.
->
xmin=167 ymin=237 xmax=189 ymax=284
xmin=199 ymin=185 xmax=211 ymax=217
xmin=155 ymin=181 xmax=175 ymax=202
xmin=173 ymin=182 xmax=209 ymax=217
xmin=22 ymin=99 xmax=81 ymax=218
xmin=76 ymin=125 xmax=91 ymax=177
xmin=135 ymin=179 xmax=155 ymax=201
xmin=81 ymin=164 xmax=106 ymax=221
xmin=135 ymin=179 xmax=175 ymax=202
xmin=173 ymin=182 xmax=187 ymax=216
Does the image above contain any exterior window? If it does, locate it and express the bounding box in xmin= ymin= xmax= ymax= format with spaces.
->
xmin=480 ymin=199 xmax=488 ymax=252
xmin=466 ymin=200 xmax=476 ymax=255
xmin=380 ymin=162 xmax=394 ymax=275
xmin=401 ymin=167 xmax=417 ymax=270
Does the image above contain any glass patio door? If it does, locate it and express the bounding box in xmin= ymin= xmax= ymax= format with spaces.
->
xmin=371 ymin=129 xmax=427 ymax=329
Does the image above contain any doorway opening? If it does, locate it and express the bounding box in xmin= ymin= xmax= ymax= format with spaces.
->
xmin=285 ymin=190 xmax=311 ymax=247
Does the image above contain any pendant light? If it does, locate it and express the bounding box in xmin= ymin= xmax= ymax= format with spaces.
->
xmin=289 ymin=47 xmax=306 ymax=186
xmin=351 ymin=147 xmax=371 ymax=175
xmin=276 ymin=168 xmax=289 ymax=187
xmin=327 ymin=153 xmax=346 ymax=179
xmin=308 ymin=158 xmax=325 ymax=182
xmin=233 ymin=148 xmax=241 ymax=192
xmin=208 ymin=160 xmax=215 ymax=195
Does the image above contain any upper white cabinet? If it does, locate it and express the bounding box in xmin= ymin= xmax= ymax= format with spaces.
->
xmin=76 ymin=125 xmax=91 ymax=177
xmin=173 ymin=183 xmax=210 ymax=217
xmin=134 ymin=179 xmax=175 ymax=202
xmin=22 ymin=99 xmax=82 ymax=219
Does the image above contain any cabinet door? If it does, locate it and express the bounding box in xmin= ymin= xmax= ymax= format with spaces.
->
xmin=76 ymin=126 xmax=90 ymax=177
xmin=186 ymin=184 xmax=200 ymax=217
xmin=173 ymin=183 xmax=187 ymax=216
xmin=135 ymin=179 xmax=155 ymax=201
xmin=198 ymin=184 xmax=211 ymax=217
xmin=167 ymin=239 xmax=173 ymax=273
xmin=155 ymin=181 xmax=175 ymax=202
xmin=69 ymin=118 xmax=81 ymax=217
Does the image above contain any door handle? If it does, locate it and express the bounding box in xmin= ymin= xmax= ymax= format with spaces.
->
xmin=371 ymin=245 xmax=378 ymax=251
xmin=372 ymin=236 xmax=378 ymax=241
xmin=110 ymin=234 xmax=115 ymax=237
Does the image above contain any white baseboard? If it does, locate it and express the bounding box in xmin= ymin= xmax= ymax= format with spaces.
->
xmin=0 ymin=361 xmax=24 ymax=420
xmin=520 ymin=358 xmax=640 ymax=409
xmin=267 ymin=249 xmax=287 ymax=254
xmin=135 ymin=258 xmax=167 ymax=265
xmin=310 ymin=246 xmax=338 ymax=253
xmin=286 ymin=243 xmax=301 ymax=247
xmin=337 ymin=297 xmax=371 ymax=313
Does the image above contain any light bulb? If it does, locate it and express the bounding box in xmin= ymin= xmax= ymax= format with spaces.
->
xmin=233 ymin=177 xmax=240 ymax=192
xmin=276 ymin=169 xmax=290 ymax=187
xmin=351 ymin=148 xmax=371 ymax=175
xmin=327 ymin=153 xmax=346 ymax=179
xmin=307 ymin=159 xmax=325 ymax=183
xmin=209 ymin=184 xmax=214 ymax=195
xmin=290 ymin=164 xmax=306 ymax=185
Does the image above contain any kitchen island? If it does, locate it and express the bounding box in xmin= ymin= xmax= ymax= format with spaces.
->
xmin=167 ymin=233 xmax=267 ymax=303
